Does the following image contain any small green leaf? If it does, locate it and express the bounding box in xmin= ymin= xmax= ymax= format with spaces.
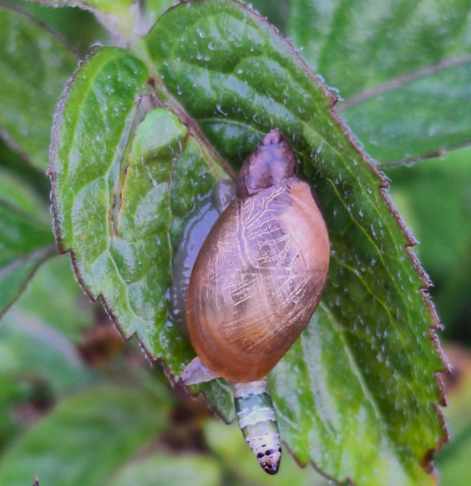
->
xmin=0 ymin=202 xmax=54 ymax=317
xmin=3 ymin=255 xmax=95 ymax=342
xmin=49 ymin=47 xmax=234 ymax=420
xmin=6 ymin=1 xmax=107 ymax=54
xmin=141 ymin=0 xmax=174 ymax=28
xmin=287 ymin=0 xmax=471 ymax=162
xmin=0 ymin=386 xmax=170 ymax=486
xmin=25 ymin=0 xmax=138 ymax=38
xmin=108 ymin=453 xmax=222 ymax=486
xmin=0 ymin=7 xmax=78 ymax=170
xmin=341 ymin=61 xmax=471 ymax=163
xmin=0 ymin=167 xmax=50 ymax=224
xmin=0 ymin=310 xmax=90 ymax=398
xmin=0 ymin=147 xmax=54 ymax=315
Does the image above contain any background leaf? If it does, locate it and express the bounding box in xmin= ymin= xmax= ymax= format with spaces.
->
xmin=0 ymin=140 xmax=50 ymax=198
xmin=385 ymin=148 xmax=471 ymax=337
xmin=0 ymin=386 xmax=170 ymax=486
xmin=0 ymin=253 xmax=98 ymax=451
xmin=0 ymin=198 xmax=54 ymax=316
xmin=436 ymin=346 xmax=471 ymax=485
xmin=24 ymin=0 xmax=138 ymax=38
xmin=0 ymin=6 xmax=78 ymax=170
xmin=340 ymin=60 xmax=471 ymax=163
xmin=107 ymin=453 xmax=222 ymax=486
xmin=286 ymin=0 xmax=471 ymax=163
xmin=3 ymin=0 xmax=107 ymax=54
xmin=2 ymin=254 xmax=95 ymax=341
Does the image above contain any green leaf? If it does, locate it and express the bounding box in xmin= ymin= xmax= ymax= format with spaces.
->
xmin=436 ymin=346 xmax=471 ymax=485
xmin=107 ymin=453 xmax=222 ymax=486
xmin=50 ymin=1 xmax=446 ymax=484
xmin=0 ymin=144 xmax=55 ymax=315
xmin=0 ymin=386 xmax=170 ymax=486
xmin=287 ymin=0 xmax=471 ymax=99
xmin=341 ymin=60 xmax=471 ymax=163
xmin=0 ymin=167 xmax=49 ymax=226
xmin=0 ymin=201 xmax=54 ymax=317
xmin=0 ymin=309 xmax=91 ymax=399
xmin=385 ymin=148 xmax=471 ymax=331
xmin=0 ymin=140 xmax=50 ymax=198
xmin=3 ymin=255 xmax=95 ymax=342
xmin=7 ymin=1 xmax=108 ymax=54
xmin=142 ymin=2 xmax=444 ymax=484
xmin=271 ymin=305 xmax=441 ymax=485
xmin=25 ymin=0 xmax=138 ymax=38
xmin=0 ymin=6 xmax=78 ymax=170
xmin=49 ymin=46 xmax=234 ymax=420
xmin=287 ymin=0 xmax=471 ymax=162
xmin=141 ymin=0 xmax=174 ymax=28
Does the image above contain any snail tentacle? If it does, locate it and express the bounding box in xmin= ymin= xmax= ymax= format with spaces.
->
xmin=180 ymin=357 xmax=220 ymax=385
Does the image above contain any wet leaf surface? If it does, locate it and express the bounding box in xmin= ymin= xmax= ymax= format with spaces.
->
xmin=49 ymin=47 xmax=234 ymax=420
xmin=49 ymin=1 xmax=446 ymax=484
xmin=287 ymin=0 xmax=471 ymax=163
xmin=0 ymin=7 xmax=78 ymax=170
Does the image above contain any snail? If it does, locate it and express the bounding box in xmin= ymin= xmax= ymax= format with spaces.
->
xmin=171 ymin=130 xmax=330 ymax=474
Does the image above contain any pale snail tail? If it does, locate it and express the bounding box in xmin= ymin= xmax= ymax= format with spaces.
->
xmin=231 ymin=379 xmax=282 ymax=475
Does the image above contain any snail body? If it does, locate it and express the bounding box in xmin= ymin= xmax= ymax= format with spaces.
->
xmin=175 ymin=130 xmax=330 ymax=474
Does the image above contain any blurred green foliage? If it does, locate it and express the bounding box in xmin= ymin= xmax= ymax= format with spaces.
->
xmin=0 ymin=0 xmax=470 ymax=485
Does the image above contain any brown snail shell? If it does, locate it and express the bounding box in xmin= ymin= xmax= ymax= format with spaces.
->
xmin=186 ymin=130 xmax=330 ymax=383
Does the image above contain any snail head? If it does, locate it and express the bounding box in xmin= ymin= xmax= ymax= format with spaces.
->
xmin=237 ymin=129 xmax=297 ymax=197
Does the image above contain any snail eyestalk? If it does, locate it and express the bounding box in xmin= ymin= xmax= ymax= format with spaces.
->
xmin=232 ymin=379 xmax=282 ymax=475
